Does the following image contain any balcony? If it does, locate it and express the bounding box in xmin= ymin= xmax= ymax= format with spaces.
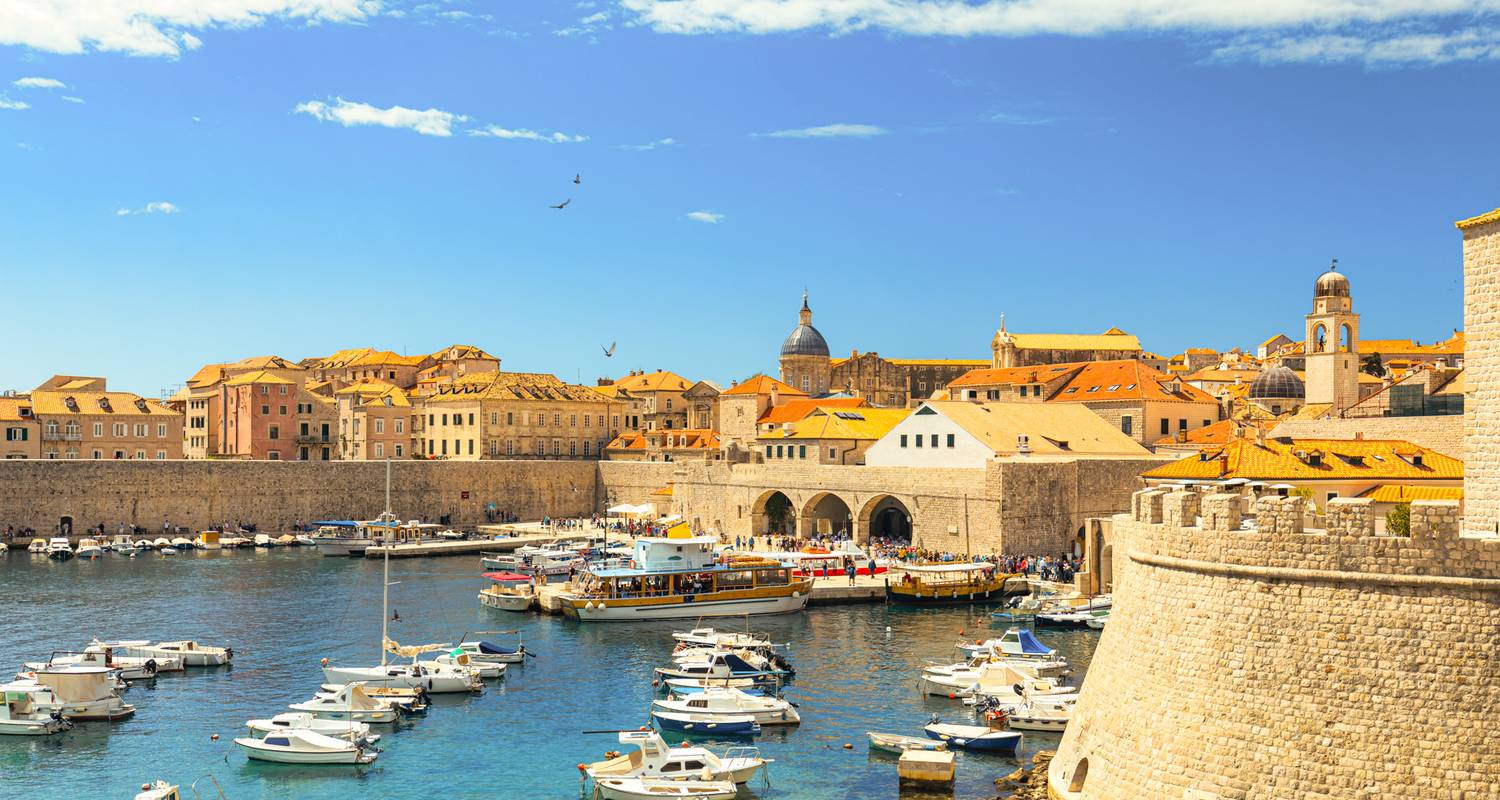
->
xmin=296 ymin=434 xmax=332 ymax=444
xmin=41 ymin=431 xmax=81 ymax=442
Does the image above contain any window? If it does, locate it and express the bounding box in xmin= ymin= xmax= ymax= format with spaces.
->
xmin=552 ymin=439 xmax=561 ymax=455
xmin=469 ymin=439 xmax=474 ymax=455
xmin=930 ymin=434 xmax=938 ymax=448
xmin=353 ymin=419 xmax=360 ymax=435
xmin=583 ymin=415 xmax=590 ymax=428
xmin=441 ymin=440 xmax=448 ymax=455
xmin=268 ymin=451 xmax=280 ymax=460
xmin=947 ymin=433 xmax=955 ymax=447
xmin=799 ymin=445 xmax=806 ymax=459
xmin=968 ymin=390 xmax=978 ymax=400
xmin=506 ymin=440 xmax=514 ymax=455
xmin=395 ymin=419 xmax=404 ymax=434
xmin=269 ymin=425 xmax=279 ymax=440
xmin=134 ymin=423 xmax=146 ymax=437
xmin=582 ymin=441 xmax=591 ymax=455
xmin=93 ymin=422 xmax=102 ymax=437
xmin=428 ymin=414 xmax=434 ymax=426
xmin=775 ymin=445 xmax=783 ymax=458
xmin=395 ymin=444 xmax=404 ymax=458
xmin=468 ymin=413 xmax=474 ymax=426
xmin=491 ymin=413 xmax=498 ymax=425
xmin=442 ymin=414 xmax=449 ymax=426
xmin=666 ymin=400 xmax=673 ymax=410
xmin=375 ymin=419 xmax=385 ymax=434
xmin=157 ymin=423 xmax=167 ymax=438
xmin=900 ymin=434 xmax=908 ymax=448
xmin=92 ymin=450 xmax=101 ymax=459
xmin=569 ymin=441 xmax=577 ymax=456
xmin=428 ymin=440 xmax=434 ymax=455
xmin=1121 ymin=416 xmax=1133 ymax=435
xmin=538 ymin=414 xmax=545 ymax=427
xmin=1202 ymin=419 xmax=1211 ymax=427
xmin=1160 ymin=419 xmax=1170 ymax=436
xmin=801 ymin=376 xmax=810 ymax=391
xmin=374 ymin=443 xmax=384 ymax=458
xmin=261 ymin=405 xmax=269 ymax=415
xmin=828 ymin=447 xmax=836 ymax=459
xmin=554 ymin=414 xmax=561 ymax=426
xmin=1178 ymin=419 xmax=1187 ymax=431
xmin=1107 ymin=384 xmax=1120 ymax=391
xmin=570 ymin=414 xmax=577 ymax=427
xmin=279 ymin=384 xmax=287 ymax=395
xmin=987 ymin=390 xmax=999 ymax=401
xmin=260 ymin=385 xmax=269 ymax=396
xmin=278 ymin=405 xmax=287 ymax=415
xmin=113 ymin=423 xmax=125 ymax=437
xmin=915 ymin=435 xmax=923 ymax=448
xmin=612 ymin=415 xmax=620 ymax=428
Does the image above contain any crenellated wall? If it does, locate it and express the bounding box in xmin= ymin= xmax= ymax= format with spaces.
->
xmin=1049 ymin=488 xmax=1500 ymax=798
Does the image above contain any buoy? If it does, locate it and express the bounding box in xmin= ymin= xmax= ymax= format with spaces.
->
xmin=843 ymin=743 xmax=853 ymax=750
xmin=577 ymin=763 xmax=587 ymax=772
xmin=210 ymin=733 xmax=219 ymax=741
xmin=320 ymin=657 xmax=328 ymax=667
xmin=141 ymin=785 xmax=150 ymax=792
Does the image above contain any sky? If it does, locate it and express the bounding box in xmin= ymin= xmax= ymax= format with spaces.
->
xmin=0 ymin=0 xmax=1494 ymax=398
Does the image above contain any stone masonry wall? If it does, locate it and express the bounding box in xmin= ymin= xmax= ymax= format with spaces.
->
xmin=1464 ymin=214 xmax=1500 ymax=534
xmin=1270 ymin=415 xmax=1463 ymax=459
xmin=1049 ymin=488 xmax=1500 ymax=799
xmin=596 ymin=460 xmax=679 ymax=509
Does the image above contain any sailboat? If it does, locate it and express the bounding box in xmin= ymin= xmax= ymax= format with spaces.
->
xmin=320 ymin=461 xmax=482 ymax=694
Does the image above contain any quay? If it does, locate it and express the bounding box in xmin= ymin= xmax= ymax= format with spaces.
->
xmin=529 ymin=574 xmax=1033 ymax=614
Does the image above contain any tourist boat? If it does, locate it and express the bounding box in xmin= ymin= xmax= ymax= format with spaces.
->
xmin=134 ymin=780 xmax=179 ymax=800
xmin=244 ymin=712 xmax=380 ymax=744
xmin=27 ymin=538 xmax=47 ymax=554
xmin=234 ymin=727 xmax=379 ymax=764
xmin=102 ymin=639 xmax=233 ymax=667
xmin=195 ymin=531 xmax=222 ymax=550
xmin=923 ymin=719 xmax=1023 ymax=753
xmin=478 ymin=571 xmax=535 ymax=612
xmin=562 ymin=532 xmax=813 ymax=622
xmin=46 ymin=537 xmax=74 ymax=560
xmin=0 ymin=688 xmax=71 ymax=735
xmin=866 ymin=731 xmax=947 ymax=754
xmin=671 ymin=628 xmax=774 ymax=650
xmin=885 ymin=562 xmax=1011 ymax=604
xmin=594 ymin=777 xmax=739 ymax=800
xmin=76 ymin=538 xmax=103 ymax=559
xmin=583 ymin=729 xmax=768 ymax=784
xmin=288 ymin=683 xmax=399 ymax=723
xmin=653 ymin=687 xmax=800 ymax=726
xmin=773 ymin=541 xmax=887 ymax=577
xmin=8 ymin=667 xmax=135 ymax=720
xmin=651 ymin=710 xmax=762 ymax=737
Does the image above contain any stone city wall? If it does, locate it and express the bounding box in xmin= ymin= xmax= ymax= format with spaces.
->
xmin=1269 ymin=415 xmax=1463 ymax=459
xmin=1049 ymin=488 xmax=1500 ymax=799
xmin=1464 ymin=214 xmax=1500 ymax=534
xmin=596 ymin=460 xmax=679 ymax=508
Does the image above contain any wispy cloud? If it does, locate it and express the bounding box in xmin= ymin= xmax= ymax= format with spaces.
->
xmin=469 ymin=125 xmax=587 ymax=143
xmin=0 ymin=1 xmax=379 ymax=58
xmin=13 ymin=77 xmax=65 ymax=89
xmin=621 ymin=137 xmax=676 ymax=151
xmin=686 ymin=210 xmax=724 ymax=223
xmin=61 ymin=95 xmax=84 ymax=104
xmin=990 ymin=111 xmax=1057 ymax=126
xmin=295 ymin=98 xmax=469 ymax=138
xmin=116 ymin=201 xmax=180 ymax=216
xmin=0 ymin=98 xmax=28 ymax=110
xmin=756 ymin=123 xmax=887 ymax=139
xmin=1213 ymin=27 xmax=1500 ymax=65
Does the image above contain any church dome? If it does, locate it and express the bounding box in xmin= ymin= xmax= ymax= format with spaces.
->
xmin=1315 ymin=268 xmax=1350 ymax=298
xmin=1248 ymin=365 xmax=1305 ymax=400
xmin=781 ymin=323 xmax=829 ymax=357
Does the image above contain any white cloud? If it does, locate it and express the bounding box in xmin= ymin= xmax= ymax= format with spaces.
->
xmin=686 ymin=210 xmax=724 ymax=223
xmin=468 ymin=125 xmax=587 ymax=143
xmin=991 ymin=111 xmax=1057 ymax=125
xmin=116 ymin=201 xmax=180 ymax=216
xmin=13 ymin=77 xmax=65 ymax=89
xmin=1213 ymin=27 xmax=1500 ymax=65
xmin=580 ymin=11 xmax=610 ymax=24
xmin=295 ymin=98 xmax=468 ymax=137
xmin=621 ymin=137 xmax=676 ymax=151
xmin=0 ymin=98 xmax=28 ymax=110
xmin=61 ymin=95 xmax=84 ymax=103
xmin=0 ymin=0 xmax=379 ymax=57
xmin=757 ymin=123 xmax=887 ymax=139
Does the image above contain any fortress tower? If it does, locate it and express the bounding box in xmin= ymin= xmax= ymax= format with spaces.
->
xmin=1303 ymin=261 xmax=1360 ymax=412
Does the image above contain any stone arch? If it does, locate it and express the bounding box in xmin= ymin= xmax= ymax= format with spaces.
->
xmin=750 ymin=489 xmax=796 ymax=536
xmin=1068 ymin=757 xmax=1090 ymax=792
xmin=1340 ymin=323 xmax=1355 ymax=352
xmin=799 ymin=491 xmax=854 ymax=540
xmin=857 ymin=494 xmax=914 ymax=546
xmin=1099 ymin=544 xmax=1114 ymax=592
xmin=1313 ymin=323 xmax=1328 ymax=353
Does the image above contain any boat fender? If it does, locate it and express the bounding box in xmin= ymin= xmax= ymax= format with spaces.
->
xmin=598 ymin=603 xmax=606 ymax=610
xmin=585 ymin=602 xmax=594 ymax=610
xmin=791 ymin=591 xmax=800 ymax=599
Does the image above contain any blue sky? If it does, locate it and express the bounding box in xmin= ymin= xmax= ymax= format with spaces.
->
xmin=0 ymin=1 xmax=1492 ymax=397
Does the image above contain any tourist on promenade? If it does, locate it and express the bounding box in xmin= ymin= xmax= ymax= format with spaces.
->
xmin=845 ymin=559 xmax=856 ymax=586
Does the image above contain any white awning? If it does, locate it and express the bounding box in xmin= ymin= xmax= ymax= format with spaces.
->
xmin=606 ymin=504 xmax=636 ymax=514
xmin=890 ymin=562 xmax=994 ymax=574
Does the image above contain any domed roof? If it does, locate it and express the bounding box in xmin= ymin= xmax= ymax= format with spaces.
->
xmin=1248 ymin=365 xmax=1305 ymax=400
xmin=781 ymin=324 xmax=829 ymax=357
xmin=1315 ymin=268 xmax=1350 ymax=298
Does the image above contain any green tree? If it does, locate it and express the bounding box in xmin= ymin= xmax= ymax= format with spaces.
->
xmin=765 ymin=493 xmax=791 ymax=534
xmin=1387 ymin=503 xmax=1411 ymax=536
xmin=1361 ymin=352 xmax=1385 ymax=377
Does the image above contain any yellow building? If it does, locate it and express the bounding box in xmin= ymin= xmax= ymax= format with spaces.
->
xmin=334 ymin=380 xmax=415 ymax=461
xmin=0 ymin=395 xmax=40 ymax=459
xmin=29 ymin=376 xmax=182 ymax=460
xmin=605 ymin=429 xmax=722 ymax=462
xmin=756 ymin=405 xmax=911 ymax=465
xmin=422 ymin=372 xmax=621 ymax=460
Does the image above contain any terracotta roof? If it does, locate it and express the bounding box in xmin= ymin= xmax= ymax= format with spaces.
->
xmin=1183 ymin=367 xmax=1261 ymax=383
xmin=1143 ymin=437 xmax=1462 ymax=482
xmin=425 ymin=372 xmax=606 ymax=403
xmin=185 ymin=363 xmax=228 ymax=388
xmin=758 ymin=407 xmax=910 ymax=442
xmin=233 ymin=355 xmax=302 ymax=371
xmin=831 ymin=357 xmax=988 ymax=367
xmin=347 ymin=350 xmax=427 ymax=368
xmin=948 ymin=363 xmax=1081 ymax=388
xmin=612 ymin=371 xmax=693 ymax=393
xmin=225 ymin=370 xmax=295 ymax=386
xmin=1183 ymin=347 xmax=1218 ymax=355
xmin=431 ymin=344 xmax=498 ymax=362
xmin=1051 ymin=361 xmax=1218 ymax=404
xmin=1456 ymin=208 xmax=1500 ymax=229
xmin=1152 ymin=419 xmax=1274 ymax=448
xmin=608 ymin=429 xmax=720 ymax=451
xmin=722 ymin=375 xmax=807 ymax=397
xmin=758 ymin=397 xmax=866 ymax=425
xmin=335 ymin=379 xmax=412 ymax=407
xmin=915 ymin=401 xmax=1149 ymax=456
xmin=1356 ymin=484 xmax=1464 ymax=503
xmin=0 ymin=396 xmax=34 ymax=422
xmin=29 ymin=391 xmax=178 ymax=416
xmin=1259 ymin=334 xmax=1291 ymax=348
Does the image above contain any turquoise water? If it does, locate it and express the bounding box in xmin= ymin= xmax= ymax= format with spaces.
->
xmin=0 ymin=549 xmax=1099 ymax=800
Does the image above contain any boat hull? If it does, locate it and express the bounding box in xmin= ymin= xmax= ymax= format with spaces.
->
xmin=596 ymin=778 xmax=738 ymax=800
xmin=567 ymin=590 xmax=810 ymax=622
xmin=0 ymin=718 xmax=69 ymax=735
xmin=321 ymin=666 xmax=477 ymax=694
xmin=233 ymin=738 xmax=373 ymax=764
xmin=885 ymin=583 xmax=1010 ymax=605
xmin=652 ymin=712 xmax=761 ymax=736
xmin=312 ymin=537 xmax=373 ymax=557
xmin=923 ymin=725 xmax=1022 ymax=753
xmin=478 ymin=591 xmax=532 ymax=612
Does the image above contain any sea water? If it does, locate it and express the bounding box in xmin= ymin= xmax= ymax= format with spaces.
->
xmin=0 ymin=549 xmax=1099 ymax=799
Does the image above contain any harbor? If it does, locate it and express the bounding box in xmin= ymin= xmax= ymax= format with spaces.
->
xmin=0 ymin=546 xmax=1099 ymax=799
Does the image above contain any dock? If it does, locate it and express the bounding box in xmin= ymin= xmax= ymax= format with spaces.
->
xmin=364 ymin=534 xmax=558 ymax=559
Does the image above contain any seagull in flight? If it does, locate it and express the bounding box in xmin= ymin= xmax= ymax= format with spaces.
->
xmin=602 ymin=341 xmax=617 ymax=358
xmin=550 ymin=198 xmax=571 ymax=210
xmin=573 ymin=174 xmax=581 ymax=185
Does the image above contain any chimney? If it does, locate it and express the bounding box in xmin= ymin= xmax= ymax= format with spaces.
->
xmin=1255 ymin=426 xmax=1267 ymax=447
xmin=1354 ymin=431 xmax=1364 ymax=440
xmin=1016 ymin=434 xmax=1031 ymax=455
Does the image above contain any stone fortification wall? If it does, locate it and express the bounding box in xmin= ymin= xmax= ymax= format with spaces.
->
xmin=996 ymin=457 xmax=1168 ymax=555
xmin=0 ymin=460 xmax=599 ymax=532
xmin=1049 ymin=488 xmax=1500 ymax=799
xmin=596 ymin=461 xmax=679 ymax=508
xmin=1269 ymin=415 xmax=1463 ymax=459
xmin=1464 ymin=213 xmax=1500 ymax=534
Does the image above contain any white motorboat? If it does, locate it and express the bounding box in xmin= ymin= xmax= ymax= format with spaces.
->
xmin=594 ymin=777 xmax=738 ymax=800
xmin=652 ymin=687 xmax=800 ymax=726
xmin=310 ymin=524 xmax=377 ymax=557
xmin=478 ymin=572 xmax=535 ymax=612
xmin=993 ymin=700 xmax=1072 ymax=732
xmin=0 ymin=542 xmax=7 ymax=554
xmin=585 ymin=729 xmax=767 ymax=784
xmin=46 ymin=537 xmax=74 ymax=560
xmin=922 ymin=665 xmax=1073 ymax=702
xmin=27 ymin=538 xmax=47 ymax=555
xmin=288 ymin=683 xmax=399 ymax=723
xmin=151 ymin=537 xmax=170 ymax=549
xmin=480 ymin=547 xmax=582 ymax=576
xmin=662 ymin=676 xmax=762 ymax=691
xmin=134 ymin=539 xmax=155 ymax=550
xmin=9 ymin=667 xmax=134 ymax=720
xmin=295 ymin=535 xmax=316 ymax=547
xmin=866 ymin=731 xmax=947 ymax=754
xmin=111 ymin=536 xmax=138 ymax=555
xmin=134 ymin=781 xmax=179 ymax=800
xmin=1036 ymin=594 xmax=1113 ymax=625
xmin=671 ymin=628 xmax=774 ymax=650
xmin=923 ymin=720 xmax=1023 ymax=754
xmin=234 ymin=727 xmax=379 ymax=764
xmin=76 ymin=538 xmax=103 ymax=559
xmin=452 ymin=637 xmax=529 ymax=664
xmin=107 ymin=640 xmax=233 ymax=667
xmin=322 ymin=655 xmax=481 ymax=693
xmin=0 ymin=688 xmax=71 ymax=735
xmin=959 ymin=628 xmax=1058 ymax=659
xmin=244 ymin=712 xmax=379 ymax=744
xmin=1086 ymin=615 xmax=1109 ymax=630
xmin=254 ymin=534 xmax=273 ymax=547
xmin=28 ymin=646 xmax=181 ymax=679
xmin=428 ymin=649 xmax=505 ymax=680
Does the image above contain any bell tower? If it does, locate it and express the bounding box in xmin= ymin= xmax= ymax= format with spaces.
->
xmin=1304 ymin=259 xmax=1360 ymax=412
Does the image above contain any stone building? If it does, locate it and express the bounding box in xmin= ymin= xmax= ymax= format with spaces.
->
xmin=1304 ymin=263 xmax=1361 ymax=413
xmin=755 ymin=406 xmax=910 ymax=465
xmin=717 ymin=374 xmax=807 ymax=454
xmin=334 ymin=380 xmax=416 ymax=461
xmin=29 ymin=376 xmax=182 ymax=460
xmin=1341 ymin=363 xmax=1463 ymax=419
xmin=0 ymin=395 xmax=40 ymax=459
xmin=1460 ymin=207 xmax=1500 ymax=534
xmin=605 ymin=429 xmax=721 ymax=462
xmin=608 ymin=370 xmax=694 ymax=430
xmin=990 ymin=321 xmax=1142 ymax=368
xmin=220 ymin=370 xmax=334 ymax=461
xmin=1244 ymin=364 xmax=1304 ymax=416
xmin=421 ymin=371 xmax=620 ymax=460
xmin=865 ymin=401 xmax=1148 ymax=468
xmin=177 ymin=355 xmax=307 ymax=459
xmin=683 ymin=381 xmax=721 ymax=431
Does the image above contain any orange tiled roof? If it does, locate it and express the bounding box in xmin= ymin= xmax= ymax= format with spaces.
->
xmin=1152 ymin=419 xmax=1273 ymax=447
xmin=1356 ymin=484 xmax=1464 ymax=503
xmin=608 ymin=429 xmax=720 ymax=451
xmin=0 ymin=396 xmax=34 ymax=422
xmin=948 ymin=363 xmax=1081 ymax=388
xmin=722 ymin=375 xmax=807 ymax=397
xmin=1144 ymin=437 xmax=1462 ymax=482
xmin=1051 ymin=361 xmax=1218 ymax=404
xmin=612 ymin=371 xmax=693 ymax=393
xmin=29 ymin=391 xmax=177 ymax=416
xmin=758 ymin=397 xmax=866 ymax=425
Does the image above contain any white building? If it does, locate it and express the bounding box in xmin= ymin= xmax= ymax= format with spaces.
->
xmin=864 ymin=400 xmax=1149 ymax=468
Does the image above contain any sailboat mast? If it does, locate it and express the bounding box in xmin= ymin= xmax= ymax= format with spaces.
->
xmin=380 ymin=458 xmax=392 ymax=666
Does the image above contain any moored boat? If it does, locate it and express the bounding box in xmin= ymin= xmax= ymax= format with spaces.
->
xmin=594 ymin=777 xmax=738 ymax=800
xmin=652 ymin=686 xmax=799 ymax=726
xmin=134 ymin=780 xmax=179 ymax=800
xmin=76 ymin=538 xmax=103 ymax=559
xmin=671 ymin=628 xmax=774 ymax=650
xmin=885 ymin=562 xmax=1012 ymax=605
xmin=288 ymin=683 xmax=399 ymax=723
xmin=244 ymin=712 xmax=379 ymax=743
xmin=195 ymin=531 xmax=222 ymax=550
xmin=923 ymin=719 xmax=1023 ymax=753
xmin=651 ymin=710 xmax=761 ymax=737
xmin=10 ymin=666 xmax=134 ymax=720
xmin=0 ymin=688 xmax=71 ymax=735
xmin=583 ymin=729 xmax=767 ymax=784
xmin=478 ymin=572 xmax=535 ymax=612
xmin=46 ymin=537 xmax=74 ymax=560
xmin=867 ymin=731 xmax=947 ymax=754
xmin=27 ymin=538 xmax=47 ymax=555
xmin=234 ymin=727 xmax=379 ymax=764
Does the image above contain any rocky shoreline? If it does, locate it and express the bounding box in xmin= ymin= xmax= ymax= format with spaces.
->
xmin=993 ymin=750 xmax=1053 ymax=799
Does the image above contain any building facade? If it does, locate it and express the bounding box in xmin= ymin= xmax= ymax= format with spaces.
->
xmin=29 ymin=376 xmax=182 ymax=460
xmin=422 ymin=372 xmax=621 ymax=460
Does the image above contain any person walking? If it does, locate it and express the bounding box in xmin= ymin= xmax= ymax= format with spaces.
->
xmin=845 ymin=559 xmax=856 ymax=586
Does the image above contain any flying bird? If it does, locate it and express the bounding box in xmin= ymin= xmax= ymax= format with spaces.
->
xmin=550 ymin=198 xmax=571 ymax=209
xmin=573 ymin=174 xmax=581 ymax=185
xmin=602 ymin=341 xmax=617 ymax=358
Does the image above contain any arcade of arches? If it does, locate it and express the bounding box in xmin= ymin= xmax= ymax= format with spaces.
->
xmin=749 ymin=488 xmax=913 ymax=545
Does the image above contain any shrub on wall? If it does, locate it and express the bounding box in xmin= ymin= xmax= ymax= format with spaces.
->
xmin=1387 ymin=502 xmax=1411 ymax=536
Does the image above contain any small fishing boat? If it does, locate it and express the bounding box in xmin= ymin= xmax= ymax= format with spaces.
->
xmin=959 ymin=628 xmax=1057 ymax=659
xmin=46 ymin=538 xmax=74 ymax=560
xmin=295 ymin=535 xmax=316 ymax=547
xmin=583 ymin=729 xmax=768 ymax=784
xmin=652 ymin=686 xmax=799 ymax=726
xmin=275 ymin=534 xmax=296 ymax=547
xmin=105 ymin=640 xmax=233 ymax=667
xmin=1038 ymin=608 xmax=1111 ymax=626
xmin=195 ymin=531 xmax=222 ymax=550
xmin=244 ymin=712 xmax=380 ymax=744
xmin=27 ymin=538 xmax=47 ymax=555
xmin=991 ymin=701 xmax=1072 ymax=732
xmin=170 ymin=537 xmax=194 ymax=551
xmin=1035 ymin=595 xmax=1113 ymax=625
xmin=234 ymin=727 xmax=379 ymax=764
xmin=111 ymin=536 xmax=138 ymax=555
xmin=923 ymin=719 xmax=1023 ymax=753
xmin=427 ymin=648 xmax=505 ymax=680
xmin=594 ymin=777 xmax=738 ymax=800
xmin=1086 ymin=615 xmax=1109 ymax=630
xmin=656 ymin=650 xmax=788 ymax=683
xmin=76 ymin=539 xmax=103 ymax=559
xmin=651 ymin=710 xmax=761 ymax=736
xmin=135 ymin=539 xmax=156 ymax=550
xmin=671 ymin=628 xmax=774 ymax=650
xmin=288 ymin=683 xmax=399 ymax=723
xmin=322 ymin=655 xmax=481 ymax=694
xmin=161 ymin=548 xmax=178 ymax=555
xmin=8 ymin=667 xmax=135 ymax=720
xmin=478 ymin=572 xmax=535 ymax=612
xmin=867 ymin=731 xmax=947 ymax=754
xmin=0 ymin=688 xmax=71 ymax=735
xmin=320 ymin=685 xmax=428 ymax=715
xmin=29 ymin=646 xmax=180 ymax=680
xmin=134 ymin=781 xmax=179 ymax=800
xmin=254 ymin=534 xmax=273 ymax=548
xmin=453 ymin=636 xmax=529 ymax=664
xmin=920 ymin=659 xmax=1068 ymax=700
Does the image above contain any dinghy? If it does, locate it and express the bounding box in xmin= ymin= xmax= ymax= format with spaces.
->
xmin=594 ymin=777 xmax=738 ymax=800
xmin=583 ymin=729 xmax=767 ymax=784
xmin=923 ymin=719 xmax=1022 ymax=753
xmin=244 ymin=712 xmax=379 ymax=744
xmin=134 ymin=781 xmax=179 ymax=800
xmin=651 ymin=710 xmax=761 ymax=736
xmin=867 ymin=731 xmax=947 ymax=754
xmin=234 ymin=727 xmax=379 ymax=764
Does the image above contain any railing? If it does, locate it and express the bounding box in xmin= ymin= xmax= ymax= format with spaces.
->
xmin=296 ymin=434 xmax=331 ymax=444
xmin=41 ymin=432 xmax=81 ymax=441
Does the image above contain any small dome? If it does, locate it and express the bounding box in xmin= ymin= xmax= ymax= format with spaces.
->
xmin=1315 ymin=269 xmax=1350 ymax=298
xmin=1248 ymin=365 xmax=1305 ymax=400
xmin=781 ymin=324 xmax=829 ymax=357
